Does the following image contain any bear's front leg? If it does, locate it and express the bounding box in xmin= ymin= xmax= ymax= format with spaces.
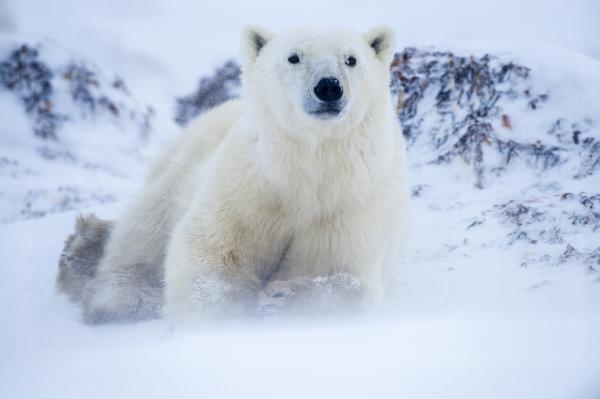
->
xmin=163 ymin=216 xmax=264 ymax=320
xmin=256 ymin=207 xmax=394 ymax=317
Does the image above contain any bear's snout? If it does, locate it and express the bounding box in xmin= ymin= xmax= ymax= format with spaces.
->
xmin=314 ymin=77 xmax=343 ymax=102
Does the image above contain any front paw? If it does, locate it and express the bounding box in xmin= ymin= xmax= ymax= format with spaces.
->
xmin=257 ymin=274 xmax=363 ymax=317
xmin=257 ymin=279 xmax=305 ymax=317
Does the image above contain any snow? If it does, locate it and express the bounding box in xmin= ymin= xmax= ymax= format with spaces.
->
xmin=1 ymin=208 xmax=599 ymax=398
xmin=0 ymin=39 xmax=174 ymax=222
xmin=1 ymin=0 xmax=600 ymax=398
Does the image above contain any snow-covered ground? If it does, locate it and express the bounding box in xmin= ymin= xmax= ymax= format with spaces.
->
xmin=1 ymin=1 xmax=599 ymax=398
xmin=1 ymin=207 xmax=599 ymax=398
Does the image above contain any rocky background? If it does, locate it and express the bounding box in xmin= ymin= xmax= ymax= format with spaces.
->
xmin=2 ymin=39 xmax=599 ymax=276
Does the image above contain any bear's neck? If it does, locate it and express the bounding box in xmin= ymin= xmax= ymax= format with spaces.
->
xmin=252 ymin=100 xmax=398 ymax=219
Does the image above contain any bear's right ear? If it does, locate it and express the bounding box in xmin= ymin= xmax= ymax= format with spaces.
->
xmin=363 ymin=26 xmax=396 ymax=66
xmin=242 ymin=26 xmax=273 ymax=64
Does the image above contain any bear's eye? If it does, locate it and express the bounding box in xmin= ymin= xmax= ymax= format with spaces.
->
xmin=288 ymin=54 xmax=300 ymax=64
xmin=345 ymin=56 xmax=357 ymax=67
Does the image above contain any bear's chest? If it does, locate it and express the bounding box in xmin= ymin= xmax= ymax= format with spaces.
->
xmin=276 ymin=146 xmax=381 ymax=221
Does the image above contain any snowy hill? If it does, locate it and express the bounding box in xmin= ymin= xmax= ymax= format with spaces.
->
xmin=0 ymin=37 xmax=175 ymax=223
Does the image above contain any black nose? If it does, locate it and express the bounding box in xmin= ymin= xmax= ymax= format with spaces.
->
xmin=314 ymin=77 xmax=343 ymax=102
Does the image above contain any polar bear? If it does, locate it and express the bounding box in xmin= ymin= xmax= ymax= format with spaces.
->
xmin=57 ymin=26 xmax=409 ymax=323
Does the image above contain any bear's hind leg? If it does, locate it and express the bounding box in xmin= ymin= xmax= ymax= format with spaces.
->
xmin=82 ymin=279 xmax=162 ymax=324
xmin=57 ymin=214 xmax=113 ymax=303
xmin=80 ymin=187 xmax=175 ymax=323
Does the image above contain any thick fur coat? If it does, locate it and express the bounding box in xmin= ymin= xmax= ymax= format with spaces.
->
xmin=57 ymin=26 xmax=409 ymax=322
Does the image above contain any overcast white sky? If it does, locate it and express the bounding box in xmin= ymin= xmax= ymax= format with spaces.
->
xmin=4 ymin=0 xmax=599 ymax=57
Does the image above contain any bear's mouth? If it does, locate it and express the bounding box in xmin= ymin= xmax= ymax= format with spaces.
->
xmin=307 ymin=103 xmax=344 ymax=119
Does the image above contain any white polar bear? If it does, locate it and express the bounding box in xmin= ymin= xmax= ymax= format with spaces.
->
xmin=57 ymin=26 xmax=409 ymax=323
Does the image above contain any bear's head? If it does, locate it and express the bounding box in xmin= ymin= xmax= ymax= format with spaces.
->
xmin=241 ymin=26 xmax=395 ymax=139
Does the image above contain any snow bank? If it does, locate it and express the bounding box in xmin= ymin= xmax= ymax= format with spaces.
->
xmin=0 ymin=37 xmax=176 ymax=223
xmin=0 ymin=208 xmax=599 ymax=399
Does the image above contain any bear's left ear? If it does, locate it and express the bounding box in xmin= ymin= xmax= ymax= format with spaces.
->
xmin=363 ymin=26 xmax=396 ymax=66
xmin=242 ymin=26 xmax=273 ymax=65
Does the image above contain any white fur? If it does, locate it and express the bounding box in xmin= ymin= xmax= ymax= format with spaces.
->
xmin=85 ymin=26 xmax=409 ymax=321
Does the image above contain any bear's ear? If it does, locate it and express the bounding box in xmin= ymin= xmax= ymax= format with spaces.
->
xmin=242 ymin=26 xmax=273 ymax=64
xmin=363 ymin=26 xmax=396 ymax=66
